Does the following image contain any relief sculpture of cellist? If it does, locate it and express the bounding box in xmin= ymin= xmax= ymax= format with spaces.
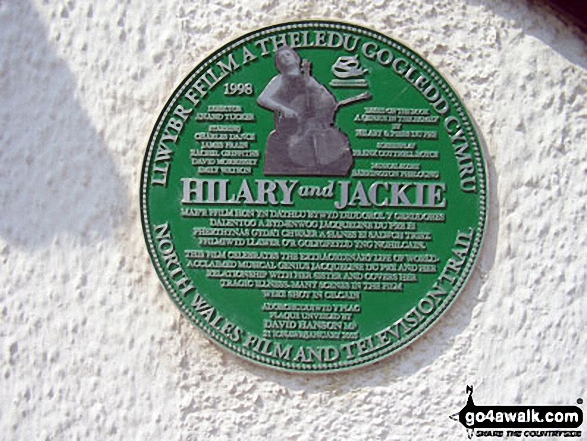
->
xmin=257 ymin=45 xmax=371 ymax=176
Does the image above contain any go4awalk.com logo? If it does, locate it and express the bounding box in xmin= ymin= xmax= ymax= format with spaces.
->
xmin=450 ymin=386 xmax=583 ymax=439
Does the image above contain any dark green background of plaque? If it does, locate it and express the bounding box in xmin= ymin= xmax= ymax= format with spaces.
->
xmin=141 ymin=21 xmax=487 ymax=372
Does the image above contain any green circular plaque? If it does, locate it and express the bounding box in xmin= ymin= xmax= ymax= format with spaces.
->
xmin=141 ymin=21 xmax=487 ymax=372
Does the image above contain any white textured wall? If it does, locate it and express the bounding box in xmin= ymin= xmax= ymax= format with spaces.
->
xmin=1 ymin=0 xmax=586 ymax=439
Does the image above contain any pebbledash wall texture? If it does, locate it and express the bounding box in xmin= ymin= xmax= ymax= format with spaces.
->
xmin=0 ymin=0 xmax=585 ymax=440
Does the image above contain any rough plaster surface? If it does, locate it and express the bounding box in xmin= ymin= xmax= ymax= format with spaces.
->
xmin=1 ymin=0 xmax=586 ymax=440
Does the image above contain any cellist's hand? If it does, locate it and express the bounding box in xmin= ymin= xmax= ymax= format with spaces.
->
xmin=280 ymin=107 xmax=298 ymax=119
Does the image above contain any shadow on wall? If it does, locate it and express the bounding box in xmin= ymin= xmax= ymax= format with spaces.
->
xmin=0 ymin=0 xmax=126 ymax=249
xmin=465 ymin=0 xmax=587 ymax=68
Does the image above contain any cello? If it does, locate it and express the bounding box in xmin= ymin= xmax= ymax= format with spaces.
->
xmin=267 ymin=59 xmax=371 ymax=176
